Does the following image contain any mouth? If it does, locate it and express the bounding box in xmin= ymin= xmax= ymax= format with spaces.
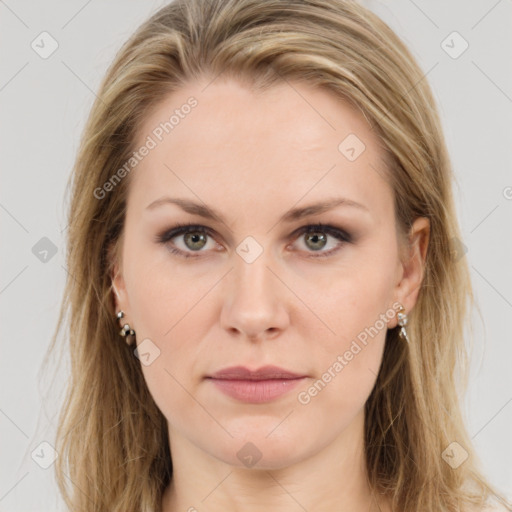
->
xmin=205 ymin=365 xmax=308 ymax=403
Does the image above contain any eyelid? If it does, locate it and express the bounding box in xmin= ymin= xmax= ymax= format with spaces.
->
xmin=289 ymin=223 xmax=351 ymax=258
xmin=155 ymin=222 xmax=352 ymax=259
xmin=154 ymin=223 xmax=219 ymax=258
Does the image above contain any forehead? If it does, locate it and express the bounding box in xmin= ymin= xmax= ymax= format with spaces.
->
xmin=127 ymin=76 xmax=392 ymax=223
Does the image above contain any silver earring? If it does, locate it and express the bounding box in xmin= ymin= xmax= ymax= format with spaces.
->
xmin=116 ymin=311 xmax=136 ymax=346
xmin=397 ymin=306 xmax=409 ymax=344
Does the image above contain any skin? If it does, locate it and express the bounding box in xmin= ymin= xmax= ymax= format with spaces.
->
xmin=112 ymin=75 xmax=430 ymax=512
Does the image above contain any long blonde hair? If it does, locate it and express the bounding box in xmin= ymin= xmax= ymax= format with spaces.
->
xmin=46 ymin=0 xmax=511 ymax=510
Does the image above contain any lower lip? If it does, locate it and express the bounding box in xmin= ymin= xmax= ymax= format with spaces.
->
xmin=208 ymin=377 xmax=306 ymax=403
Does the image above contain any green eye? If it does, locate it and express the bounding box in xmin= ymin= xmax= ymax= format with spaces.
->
xmin=293 ymin=224 xmax=351 ymax=258
xmin=156 ymin=222 xmax=351 ymax=259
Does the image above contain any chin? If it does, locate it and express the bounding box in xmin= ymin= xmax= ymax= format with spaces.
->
xmin=206 ymin=426 xmax=311 ymax=470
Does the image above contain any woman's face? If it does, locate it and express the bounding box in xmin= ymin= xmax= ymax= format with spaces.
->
xmin=112 ymin=76 xmax=427 ymax=469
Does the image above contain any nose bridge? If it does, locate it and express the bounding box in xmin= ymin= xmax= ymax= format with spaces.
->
xmin=235 ymin=247 xmax=272 ymax=296
xmin=220 ymin=242 xmax=289 ymax=338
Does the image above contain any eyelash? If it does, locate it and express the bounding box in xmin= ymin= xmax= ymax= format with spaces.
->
xmin=155 ymin=222 xmax=352 ymax=259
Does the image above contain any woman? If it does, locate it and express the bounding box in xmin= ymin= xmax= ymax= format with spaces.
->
xmin=47 ymin=0 xmax=511 ymax=511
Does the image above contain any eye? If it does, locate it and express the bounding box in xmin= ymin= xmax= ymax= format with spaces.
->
xmin=155 ymin=222 xmax=351 ymax=259
xmin=155 ymin=222 xmax=218 ymax=259
xmin=290 ymin=223 xmax=351 ymax=258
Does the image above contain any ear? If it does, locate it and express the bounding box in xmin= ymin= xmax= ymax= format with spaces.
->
xmin=390 ymin=216 xmax=430 ymax=326
xmin=108 ymin=241 xmax=129 ymax=314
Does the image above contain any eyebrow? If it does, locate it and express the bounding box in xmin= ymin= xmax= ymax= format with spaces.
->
xmin=145 ymin=196 xmax=369 ymax=224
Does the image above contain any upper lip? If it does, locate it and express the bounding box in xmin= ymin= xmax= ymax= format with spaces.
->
xmin=207 ymin=365 xmax=306 ymax=381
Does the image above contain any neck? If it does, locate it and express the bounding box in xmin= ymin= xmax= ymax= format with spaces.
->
xmin=161 ymin=409 xmax=390 ymax=512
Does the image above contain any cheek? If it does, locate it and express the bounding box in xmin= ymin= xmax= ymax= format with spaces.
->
xmin=123 ymin=231 xmax=194 ymax=337
xmin=121 ymin=237 xmax=219 ymax=400
xmin=300 ymin=241 xmax=396 ymax=407
xmin=123 ymin=251 xmax=205 ymax=423
xmin=311 ymin=237 xmax=397 ymax=347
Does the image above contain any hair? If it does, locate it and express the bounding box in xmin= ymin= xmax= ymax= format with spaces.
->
xmin=44 ymin=1 xmax=511 ymax=511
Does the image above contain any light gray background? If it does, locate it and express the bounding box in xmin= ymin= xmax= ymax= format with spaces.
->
xmin=1 ymin=1 xmax=511 ymax=510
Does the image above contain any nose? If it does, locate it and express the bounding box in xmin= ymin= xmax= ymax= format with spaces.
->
xmin=219 ymin=250 xmax=290 ymax=342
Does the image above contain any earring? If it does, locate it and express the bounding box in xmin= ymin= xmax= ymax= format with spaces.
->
xmin=397 ymin=306 xmax=410 ymax=344
xmin=116 ymin=311 xmax=136 ymax=346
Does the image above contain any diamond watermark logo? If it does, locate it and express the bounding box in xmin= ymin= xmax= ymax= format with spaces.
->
xmin=134 ymin=338 xmax=161 ymax=366
xmin=442 ymin=441 xmax=468 ymax=469
xmin=441 ymin=31 xmax=469 ymax=59
xmin=236 ymin=236 xmax=263 ymax=264
xmin=32 ymin=237 xmax=58 ymax=263
xmin=31 ymin=441 xmax=58 ymax=469
xmin=236 ymin=442 xmax=262 ymax=468
xmin=31 ymin=31 xmax=59 ymax=59
xmin=338 ymin=133 xmax=366 ymax=161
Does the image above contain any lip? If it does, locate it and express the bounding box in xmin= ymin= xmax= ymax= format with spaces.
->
xmin=208 ymin=365 xmax=306 ymax=381
xmin=206 ymin=365 xmax=308 ymax=403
